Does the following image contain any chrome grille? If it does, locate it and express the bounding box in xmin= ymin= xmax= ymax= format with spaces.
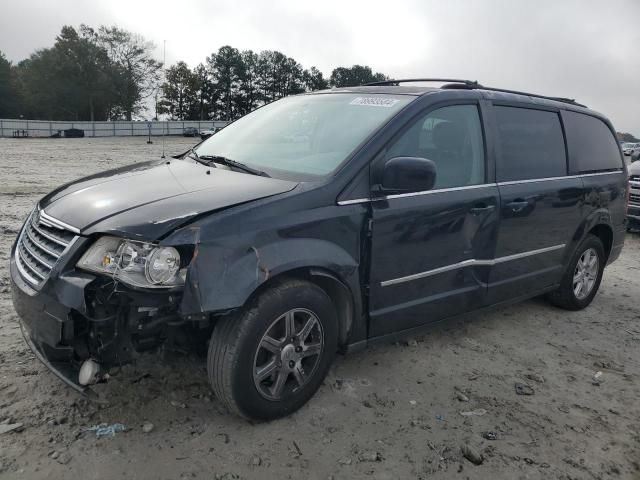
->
xmin=15 ymin=209 xmax=78 ymax=287
xmin=630 ymin=193 xmax=640 ymax=206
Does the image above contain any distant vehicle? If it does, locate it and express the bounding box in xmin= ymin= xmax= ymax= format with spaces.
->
xmin=622 ymin=142 xmax=640 ymax=155
xmin=628 ymin=161 xmax=640 ymax=230
xmin=200 ymin=127 xmax=220 ymax=140
xmin=183 ymin=127 xmax=199 ymax=137
xmin=64 ymin=128 xmax=85 ymax=138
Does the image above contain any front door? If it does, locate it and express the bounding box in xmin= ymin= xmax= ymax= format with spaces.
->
xmin=368 ymin=103 xmax=500 ymax=338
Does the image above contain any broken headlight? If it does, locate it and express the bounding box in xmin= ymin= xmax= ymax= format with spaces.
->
xmin=77 ymin=236 xmax=187 ymax=288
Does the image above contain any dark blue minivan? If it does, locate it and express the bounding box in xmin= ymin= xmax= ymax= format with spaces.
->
xmin=11 ymin=79 xmax=628 ymax=420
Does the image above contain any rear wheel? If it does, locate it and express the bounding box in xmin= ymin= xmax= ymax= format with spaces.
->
xmin=547 ymin=234 xmax=605 ymax=310
xmin=207 ymin=278 xmax=338 ymax=420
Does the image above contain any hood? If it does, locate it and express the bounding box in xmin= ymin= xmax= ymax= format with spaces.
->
xmin=40 ymin=159 xmax=297 ymax=240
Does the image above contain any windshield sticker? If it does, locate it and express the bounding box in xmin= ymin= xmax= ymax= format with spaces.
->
xmin=349 ymin=97 xmax=399 ymax=108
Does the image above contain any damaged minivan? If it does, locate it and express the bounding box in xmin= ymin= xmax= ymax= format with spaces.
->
xmin=11 ymin=79 xmax=627 ymax=420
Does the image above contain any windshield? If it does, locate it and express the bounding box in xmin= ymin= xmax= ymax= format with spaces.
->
xmin=194 ymin=93 xmax=413 ymax=180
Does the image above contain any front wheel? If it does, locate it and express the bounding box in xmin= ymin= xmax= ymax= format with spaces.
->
xmin=546 ymin=234 xmax=605 ymax=310
xmin=207 ymin=278 xmax=338 ymax=420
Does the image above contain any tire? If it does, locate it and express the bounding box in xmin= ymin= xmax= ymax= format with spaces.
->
xmin=546 ymin=234 xmax=605 ymax=310
xmin=207 ymin=278 xmax=338 ymax=421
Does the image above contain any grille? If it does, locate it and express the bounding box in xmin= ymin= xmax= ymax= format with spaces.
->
xmin=630 ymin=175 xmax=640 ymax=182
xmin=15 ymin=209 xmax=78 ymax=287
xmin=630 ymin=193 xmax=640 ymax=206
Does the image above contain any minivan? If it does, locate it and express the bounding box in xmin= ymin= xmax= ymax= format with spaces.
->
xmin=10 ymin=79 xmax=628 ymax=420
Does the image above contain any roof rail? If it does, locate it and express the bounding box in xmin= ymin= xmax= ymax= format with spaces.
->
xmin=475 ymin=86 xmax=587 ymax=108
xmin=363 ymin=78 xmax=587 ymax=108
xmin=365 ymin=78 xmax=481 ymax=87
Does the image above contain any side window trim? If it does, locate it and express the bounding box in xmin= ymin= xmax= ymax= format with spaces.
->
xmin=370 ymin=100 xmax=488 ymax=195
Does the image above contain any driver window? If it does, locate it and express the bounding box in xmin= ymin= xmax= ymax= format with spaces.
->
xmin=385 ymin=105 xmax=485 ymax=189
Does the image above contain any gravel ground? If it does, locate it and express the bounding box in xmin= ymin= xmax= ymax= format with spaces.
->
xmin=0 ymin=136 xmax=639 ymax=479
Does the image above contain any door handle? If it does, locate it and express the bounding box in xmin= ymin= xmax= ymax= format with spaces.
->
xmin=506 ymin=200 xmax=530 ymax=212
xmin=469 ymin=204 xmax=496 ymax=215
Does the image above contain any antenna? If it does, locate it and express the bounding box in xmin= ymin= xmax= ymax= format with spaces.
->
xmin=161 ymin=39 xmax=166 ymax=159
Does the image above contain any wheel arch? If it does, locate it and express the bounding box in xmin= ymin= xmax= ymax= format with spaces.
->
xmin=239 ymin=267 xmax=361 ymax=349
xmin=567 ymin=208 xmax=614 ymax=263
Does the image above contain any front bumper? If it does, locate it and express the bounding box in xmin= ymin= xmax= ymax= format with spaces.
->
xmin=10 ymin=257 xmax=91 ymax=392
xmin=10 ymin=245 xmax=187 ymax=393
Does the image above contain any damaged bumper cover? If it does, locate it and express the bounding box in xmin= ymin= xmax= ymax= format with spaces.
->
xmin=10 ymin=246 xmax=191 ymax=393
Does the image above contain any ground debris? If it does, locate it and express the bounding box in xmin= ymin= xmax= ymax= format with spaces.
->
xmin=0 ymin=423 xmax=23 ymax=434
xmin=515 ymin=382 xmax=535 ymax=395
xmin=460 ymin=409 xmax=487 ymax=417
xmin=461 ymin=444 xmax=483 ymax=465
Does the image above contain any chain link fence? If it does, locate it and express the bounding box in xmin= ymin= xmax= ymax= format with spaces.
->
xmin=0 ymin=119 xmax=229 ymax=138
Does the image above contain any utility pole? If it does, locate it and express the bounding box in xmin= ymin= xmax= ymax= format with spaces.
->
xmin=161 ymin=39 xmax=167 ymax=159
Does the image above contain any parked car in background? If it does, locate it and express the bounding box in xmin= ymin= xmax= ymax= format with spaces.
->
xmin=629 ymin=161 xmax=640 ymax=231
xmin=200 ymin=127 xmax=220 ymax=140
xmin=183 ymin=127 xmax=199 ymax=137
xmin=622 ymin=142 xmax=640 ymax=155
xmin=629 ymin=146 xmax=640 ymax=162
xmin=11 ymin=79 xmax=627 ymax=420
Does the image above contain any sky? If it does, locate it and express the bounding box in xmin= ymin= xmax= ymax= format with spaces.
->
xmin=1 ymin=0 xmax=639 ymax=134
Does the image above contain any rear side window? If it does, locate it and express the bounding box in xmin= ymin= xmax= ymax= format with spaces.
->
xmin=495 ymin=106 xmax=567 ymax=182
xmin=562 ymin=111 xmax=623 ymax=173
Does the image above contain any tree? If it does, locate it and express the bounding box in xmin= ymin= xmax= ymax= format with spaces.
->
xmin=190 ymin=63 xmax=214 ymax=120
xmin=618 ymin=132 xmax=639 ymax=143
xmin=0 ymin=51 xmax=19 ymax=117
xmin=55 ymin=25 xmax=111 ymax=121
xmin=14 ymin=26 xmax=112 ymax=121
xmin=303 ymin=66 xmax=329 ymax=92
xmin=158 ymin=61 xmax=194 ymax=119
xmin=329 ymin=65 xmax=387 ymax=87
xmin=207 ymin=46 xmax=243 ymax=120
xmin=98 ymin=26 xmax=162 ymax=120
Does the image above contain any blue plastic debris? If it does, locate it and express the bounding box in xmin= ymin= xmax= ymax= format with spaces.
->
xmin=85 ymin=423 xmax=127 ymax=437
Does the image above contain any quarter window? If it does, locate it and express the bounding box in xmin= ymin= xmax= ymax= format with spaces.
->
xmin=384 ymin=105 xmax=485 ymax=189
xmin=495 ymin=106 xmax=566 ymax=182
xmin=562 ymin=111 xmax=623 ymax=173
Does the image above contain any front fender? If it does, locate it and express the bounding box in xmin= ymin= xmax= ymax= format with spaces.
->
xmin=178 ymin=237 xmax=360 ymax=315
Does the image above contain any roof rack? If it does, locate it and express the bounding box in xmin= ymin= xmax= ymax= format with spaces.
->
xmin=365 ymin=78 xmax=480 ymax=87
xmin=363 ymin=78 xmax=586 ymax=107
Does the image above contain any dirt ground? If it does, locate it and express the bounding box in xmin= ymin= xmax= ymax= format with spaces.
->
xmin=0 ymin=136 xmax=639 ymax=480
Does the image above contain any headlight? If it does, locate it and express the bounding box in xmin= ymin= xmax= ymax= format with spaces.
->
xmin=77 ymin=236 xmax=187 ymax=288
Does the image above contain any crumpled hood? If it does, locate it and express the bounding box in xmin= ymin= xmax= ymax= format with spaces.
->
xmin=39 ymin=159 xmax=297 ymax=240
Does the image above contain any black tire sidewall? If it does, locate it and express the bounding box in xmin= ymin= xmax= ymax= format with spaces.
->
xmin=563 ymin=235 xmax=606 ymax=309
xmin=229 ymin=281 xmax=338 ymax=420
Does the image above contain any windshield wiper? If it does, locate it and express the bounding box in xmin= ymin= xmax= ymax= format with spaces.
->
xmin=197 ymin=155 xmax=270 ymax=177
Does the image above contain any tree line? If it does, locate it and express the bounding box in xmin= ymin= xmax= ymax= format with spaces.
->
xmin=0 ymin=24 xmax=388 ymax=122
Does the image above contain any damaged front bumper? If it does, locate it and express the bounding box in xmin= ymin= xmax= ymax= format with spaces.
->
xmin=10 ymin=249 xmax=192 ymax=394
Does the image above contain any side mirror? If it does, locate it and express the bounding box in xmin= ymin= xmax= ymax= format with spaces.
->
xmin=381 ymin=156 xmax=437 ymax=193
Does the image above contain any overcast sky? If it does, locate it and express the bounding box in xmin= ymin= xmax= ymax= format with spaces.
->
xmin=1 ymin=0 xmax=638 ymax=133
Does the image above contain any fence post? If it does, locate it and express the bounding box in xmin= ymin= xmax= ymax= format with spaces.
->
xmin=131 ymin=123 xmax=134 ymax=136
xmin=93 ymin=122 xmax=96 ymax=137
xmin=0 ymin=119 xmax=3 ymax=138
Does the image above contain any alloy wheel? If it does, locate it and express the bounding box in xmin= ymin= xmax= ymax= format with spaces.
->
xmin=253 ymin=308 xmax=324 ymax=401
xmin=573 ymin=247 xmax=599 ymax=300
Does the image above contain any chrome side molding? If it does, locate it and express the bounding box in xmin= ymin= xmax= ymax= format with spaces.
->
xmin=380 ymin=244 xmax=566 ymax=287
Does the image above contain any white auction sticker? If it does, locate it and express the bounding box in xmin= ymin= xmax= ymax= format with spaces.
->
xmin=349 ymin=97 xmax=399 ymax=107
